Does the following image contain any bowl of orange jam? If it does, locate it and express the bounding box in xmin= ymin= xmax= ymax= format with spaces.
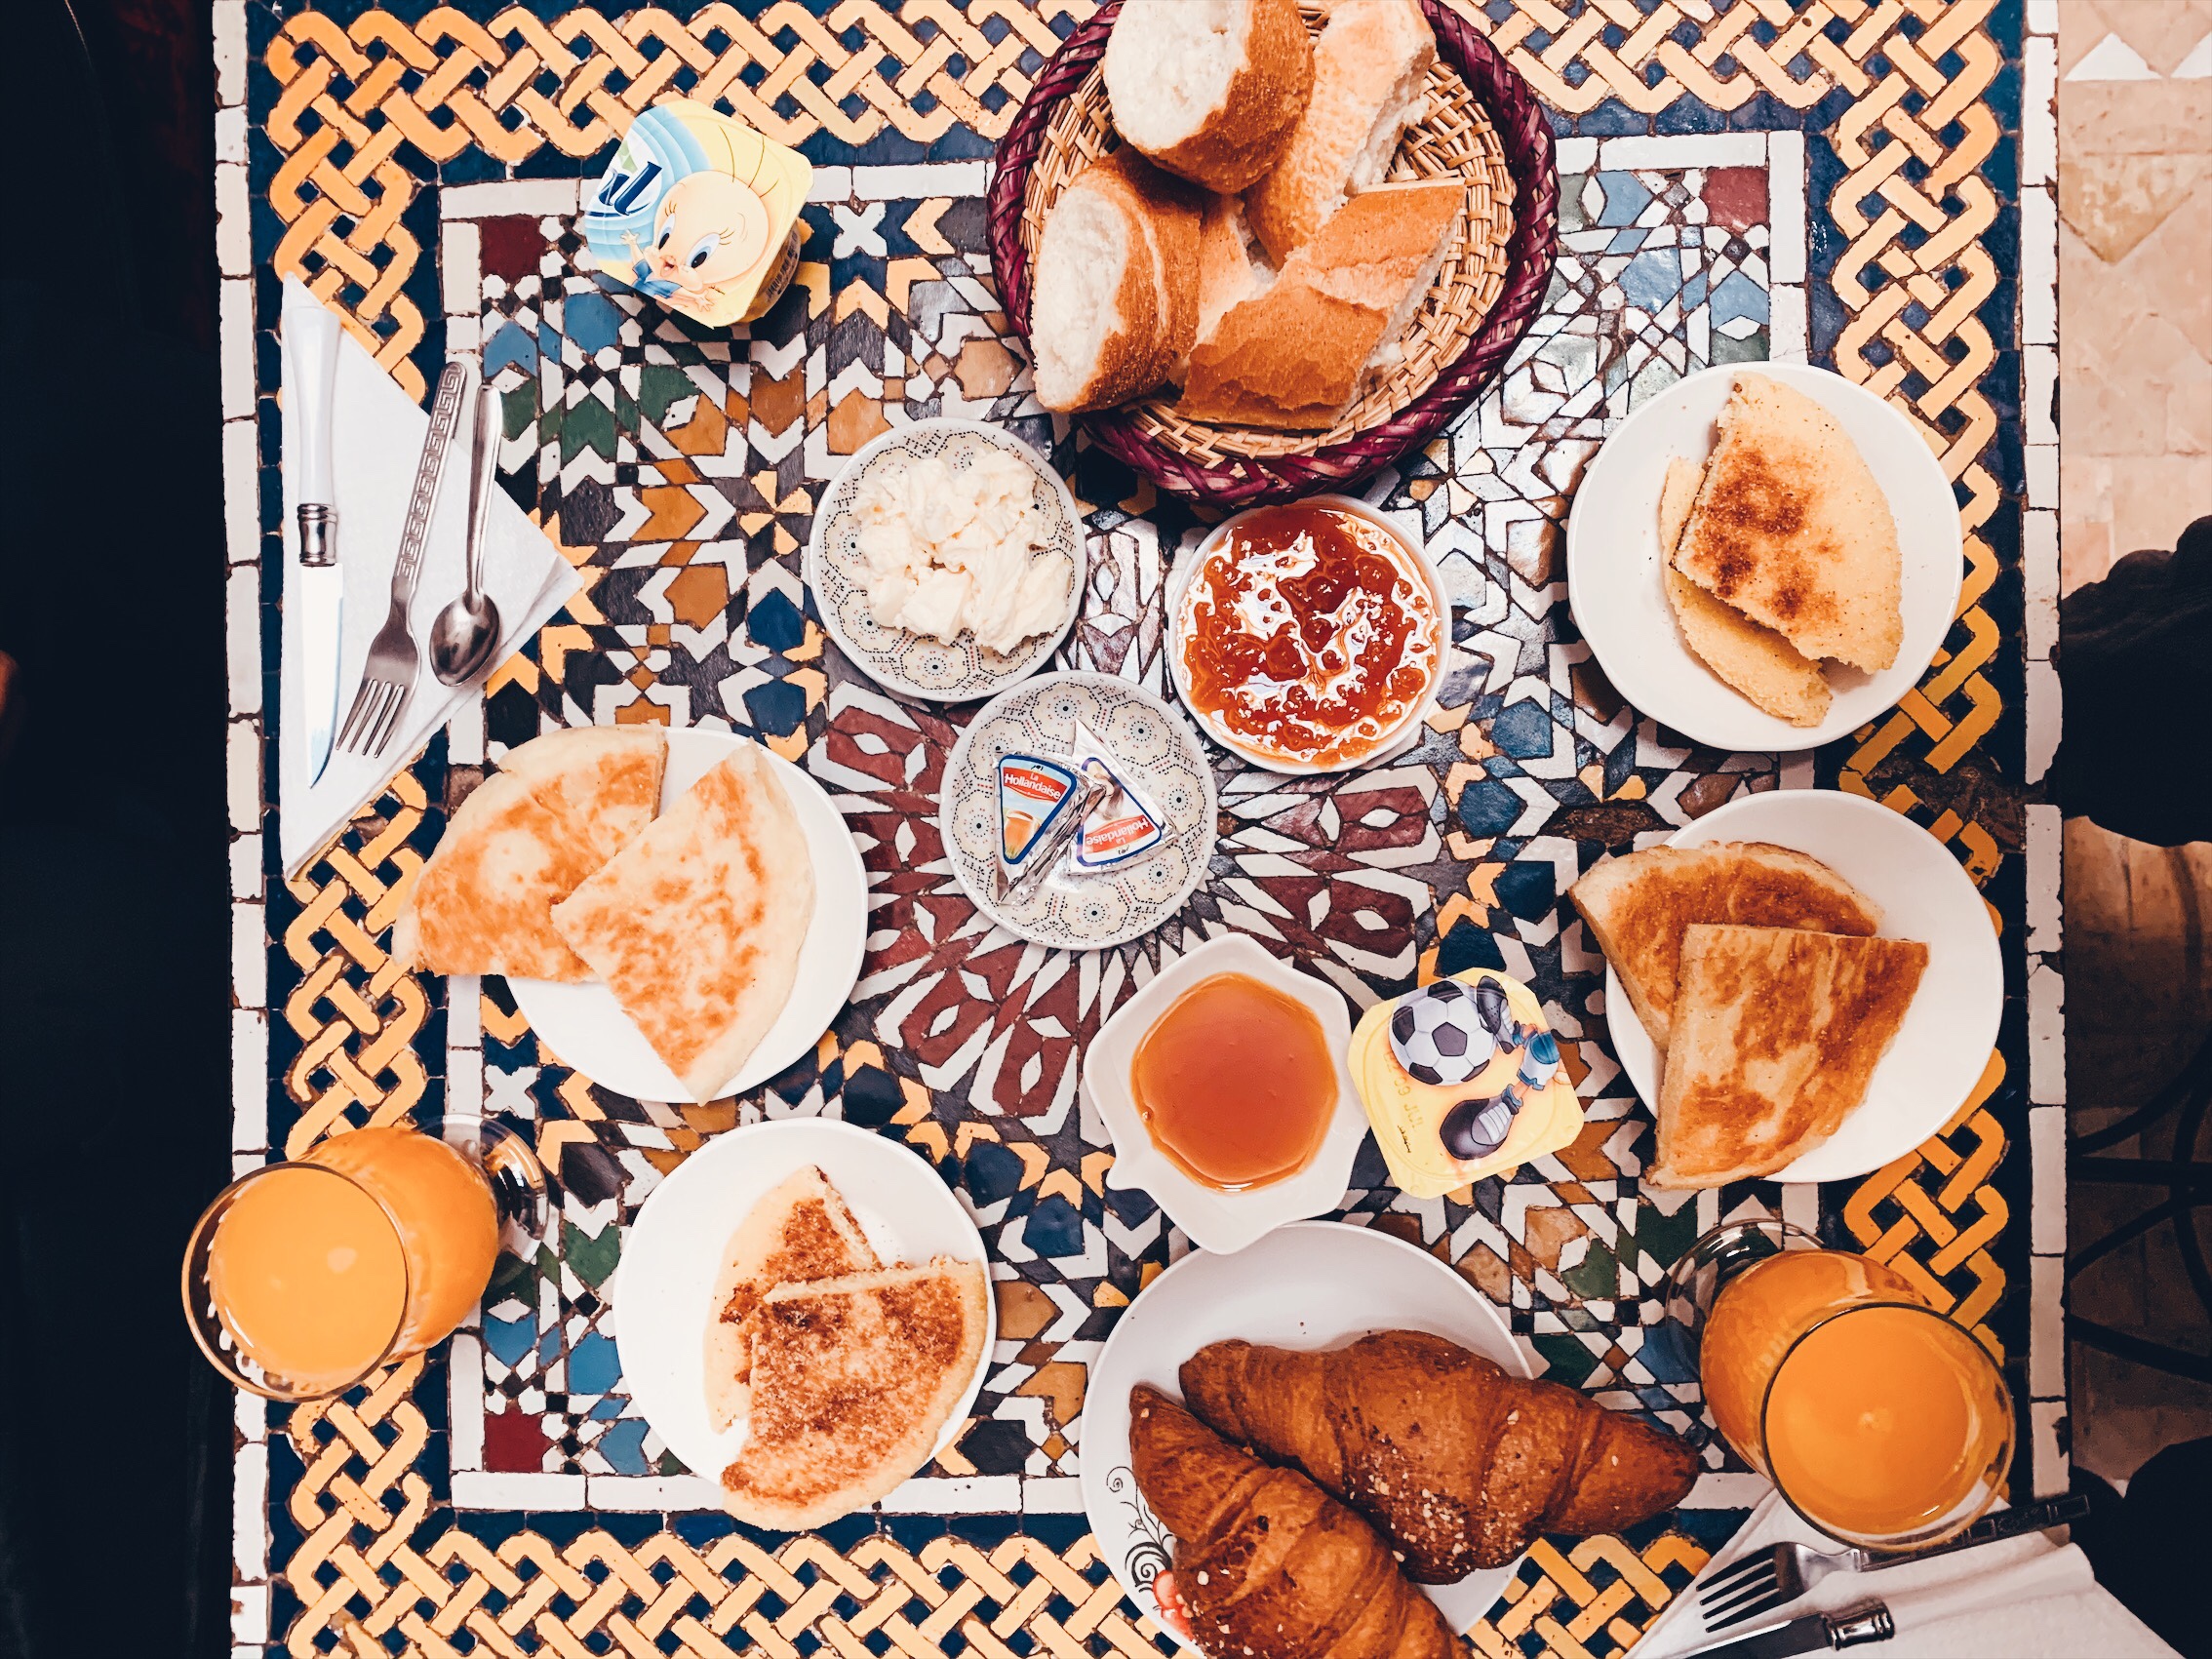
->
xmin=1169 ymin=496 xmax=1445 ymax=773
xmin=1082 ymin=932 xmax=1365 ymax=1255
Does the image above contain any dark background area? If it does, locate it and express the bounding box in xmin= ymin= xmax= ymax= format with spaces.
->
xmin=0 ymin=0 xmax=230 ymax=1656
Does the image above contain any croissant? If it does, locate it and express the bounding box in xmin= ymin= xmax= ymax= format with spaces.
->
xmin=1129 ymin=1386 xmax=1465 ymax=1659
xmin=1180 ymin=1331 xmax=1699 ymax=1582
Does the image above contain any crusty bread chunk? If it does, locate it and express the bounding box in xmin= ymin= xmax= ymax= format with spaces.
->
xmin=1649 ymin=925 xmax=1926 ymax=1187
xmin=1194 ymin=192 xmax=1273 ymax=344
xmin=1244 ymin=0 xmax=1436 ymax=262
xmin=1030 ymin=150 xmax=1203 ymax=412
xmin=1659 ymin=454 xmax=1831 ymax=726
xmin=1672 ymin=373 xmax=1905 ymax=672
xmin=1177 ymin=178 xmax=1459 ymax=429
xmin=1103 ymin=0 xmax=1315 ymax=193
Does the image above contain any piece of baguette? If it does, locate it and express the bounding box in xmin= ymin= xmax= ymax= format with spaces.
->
xmin=1177 ymin=178 xmax=1460 ymax=429
xmin=1030 ymin=150 xmax=1204 ymax=412
xmin=1244 ymin=0 xmax=1436 ymax=263
xmin=1194 ymin=192 xmax=1274 ymax=346
xmin=1103 ymin=0 xmax=1315 ymax=193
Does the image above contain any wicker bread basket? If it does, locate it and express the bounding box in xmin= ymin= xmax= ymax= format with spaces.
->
xmin=988 ymin=0 xmax=1559 ymax=507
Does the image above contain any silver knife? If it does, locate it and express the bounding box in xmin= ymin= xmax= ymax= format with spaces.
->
xmin=284 ymin=280 xmax=345 ymax=783
xmin=1679 ymin=1604 xmax=1895 ymax=1659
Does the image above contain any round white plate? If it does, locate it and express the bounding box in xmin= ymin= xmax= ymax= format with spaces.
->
xmin=1083 ymin=1221 xmax=1535 ymax=1643
xmin=1565 ymin=362 xmax=1963 ymax=752
xmin=939 ymin=671 xmax=1217 ymax=951
xmin=806 ymin=417 xmax=1086 ymax=703
xmin=1605 ymin=788 xmax=2004 ymax=1184
xmin=509 ymin=729 xmax=867 ymax=1101
xmin=617 ymin=1118 xmax=995 ymax=1484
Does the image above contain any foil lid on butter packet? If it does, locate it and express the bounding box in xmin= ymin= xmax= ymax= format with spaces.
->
xmin=1071 ymin=719 xmax=1166 ymax=873
xmin=1347 ymin=968 xmax=1584 ymax=1199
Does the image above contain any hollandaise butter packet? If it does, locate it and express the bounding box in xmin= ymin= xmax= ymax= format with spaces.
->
xmin=1349 ymin=969 xmax=1584 ymax=1198
xmin=581 ymin=99 xmax=810 ymax=329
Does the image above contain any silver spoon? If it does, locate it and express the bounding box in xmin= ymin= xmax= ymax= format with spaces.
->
xmin=429 ymin=372 xmax=502 ymax=687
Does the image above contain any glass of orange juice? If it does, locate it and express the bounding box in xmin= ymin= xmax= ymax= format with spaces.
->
xmin=1666 ymin=1218 xmax=2013 ymax=1550
xmin=180 ymin=1119 xmax=543 ymax=1400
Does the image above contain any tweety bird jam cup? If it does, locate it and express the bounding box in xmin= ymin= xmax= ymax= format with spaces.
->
xmin=581 ymin=99 xmax=810 ymax=329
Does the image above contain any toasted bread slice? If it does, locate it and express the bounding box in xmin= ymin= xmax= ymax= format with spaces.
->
xmin=720 ymin=1260 xmax=989 ymax=1530
xmin=1671 ymin=373 xmax=1904 ymax=671
xmin=1244 ymin=0 xmax=1436 ymax=262
xmin=393 ymin=726 xmax=665 ymax=980
xmin=1648 ymin=925 xmax=1927 ymax=1187
xmin=703 ymin=1166 xmax=879 ymax=1434
xmin=1104 ymin=0 xmax=1315 ymax=193
xmin=1569 ymin=842 xmax=1882 ymax=1051
xmin=1659 ymin=454 xmax=1831 ymax=727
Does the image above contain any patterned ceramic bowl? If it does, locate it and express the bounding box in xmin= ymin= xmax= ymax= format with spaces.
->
xmin=806 ymin=417 xmax=1086 ymax=703
xmin=938 ymin=672 xmax=1216 ymax=951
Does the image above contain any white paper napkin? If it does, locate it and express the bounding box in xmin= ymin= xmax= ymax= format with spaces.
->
xmin=277 ymin=279 xmax=580 ymax=878
xmin=1636 ymin=1493 xmax=2176 ymax=1658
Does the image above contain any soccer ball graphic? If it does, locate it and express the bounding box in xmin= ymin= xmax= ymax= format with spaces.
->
xmin=1388 ymin=979 xmax=1499 ymax=1086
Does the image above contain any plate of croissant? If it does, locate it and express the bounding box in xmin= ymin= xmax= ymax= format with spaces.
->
xmin=1086 ymin=1222 xmax=1702 ymax=1651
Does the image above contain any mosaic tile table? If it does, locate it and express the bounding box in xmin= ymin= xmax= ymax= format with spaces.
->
xmin=214 ymin=2 xmax=2069 ymax=1654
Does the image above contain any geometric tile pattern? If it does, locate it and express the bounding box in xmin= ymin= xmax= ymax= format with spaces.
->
xmin=221 ymin=1 xmax=2053 ymax=1654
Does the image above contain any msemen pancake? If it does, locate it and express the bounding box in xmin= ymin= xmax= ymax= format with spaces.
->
xmin=1648 ymin=925 xmax=1926 ymax=1188
xmin=704 ymin=1166 xmax=878 ymax=1433
xmin=1671 ymin=374 xmax=1903 ymax=672
xmin=1569 ymin=843 xmax=1882 ymax=1052
xmin=393 ymin=726 xmax=666 ymax=980
xmin=1659 ymin=455 xmax=1831 ymax=727
xmin=551 ymin=742 xmax=814 ymax=1101
xmin=720 ymin=1260 xmax=989 ymax=1529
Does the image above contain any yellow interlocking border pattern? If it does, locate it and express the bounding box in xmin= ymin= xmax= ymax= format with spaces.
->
xmin=257 ymin=0 xmax=2028 ymax=1652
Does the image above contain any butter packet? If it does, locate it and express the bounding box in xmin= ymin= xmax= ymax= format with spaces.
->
xmin=580 ymin=99 xmax=810 ymax=328
xmin=1071 ymin=719 xmax=1165 ymax=873
xmin=1348 ymin=968 xmax=1583 ymax=1198
xmin=993 ymin=753 xmax=1109 ymax=903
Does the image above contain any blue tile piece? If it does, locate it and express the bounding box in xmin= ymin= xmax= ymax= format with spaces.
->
xmin=1594 ymin=170 xmax=1652 ymax=226
xmin=1621 ymin=249 xmax=1683 ymax=311
xmin=569 ymin=1331 xmax=620 ymax=1396
xmin=483 ymin=1313 xmax=536 ymax=1367
xmin=1457 ymin=778 xmax=1524 ymax=838
xmin=562 ymin=291 xmax=623 ymax=355
xmin=1491 ymin=700 xmax=1555 ymax=759
xmin=595 ymin=1418 xmax=652 ymax=1475
xmin=1710 ymin=271 xmax=1771 ymax=328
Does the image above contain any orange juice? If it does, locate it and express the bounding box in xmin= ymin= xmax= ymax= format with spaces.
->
xmin=1763 ymin=1305 xmax=2008 ymax=1540
xmin=204 ymin=1165 xmax=408 ymax=1393
xmin=304 ymin=1126 xmax=499 ymax=1352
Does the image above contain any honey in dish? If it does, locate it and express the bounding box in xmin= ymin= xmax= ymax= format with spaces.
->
xmin=1129 ymin=972 xmax=1335 ymax=1191
xmin=1179 ymin=504 xmax=1440 ymax=768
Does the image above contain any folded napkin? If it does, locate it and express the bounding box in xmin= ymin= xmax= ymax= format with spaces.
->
xmin=1637 ymin=1492 xmax=2176 ymax=1658
xmin=277 ymin=279 xmax=580 ymax=877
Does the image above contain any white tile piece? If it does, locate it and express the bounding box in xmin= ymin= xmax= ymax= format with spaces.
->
xmin=444 ymin=221 xmax=483 ymax=318
xmin=449 ymin=974 xmax=483 ymax=1047
xmin=216 ymin=164 xmax=252 ymax=281
xmin=1598 ymin=134 xmax=1765 ymax=171
xmin=2026 ymin=656 xmax=2062 ymax=783
xmin=877 ymin=1474 xmax=1020 ymax=1513
xmin=581 ymin=1474 xmax=725 ymax=1511
xmin=226 ymin=564 xmax=261 ymax=716
xmin=2025 ymin=442 xmax=2058 ymax=509
xmin=806 ymin=165 xmax=854 ymax=203
xmin=2030 ymin=1253 xmax=2065 ymax=1399
xmin=212 ymin=0 xmax=247 ymax=107
xmin=442 ymin=179 xmax=583 ymax=220
xmin=2024 ymin=35 xmax=2057 ymax=187
xmin=450 ymin=1336 xmax=486 ymax=1471
xmin=450 ymin=1045 xmax=485 ymax=1117
xmin=451 ymin=1470 xmax=589 ymax=1510
xmin=2065 ymin=33 xmax=2156 ymax=81
xmin=447 ymin=695 xmax=486 ymax=766
xmin=230 ymin=833 xmax=261 ymax=899
xmin=232 ymin=1008 xmax=267 ymax=1151
xmin=219 ymin=278 xmax=255 ymax=420
xmin=2027 ymin=0 xmax=2057 ymax=33
xmin=227 ymin=720 xmax=261 ymax=833
xmin=2022 ymin=188 xmax=2057 ymax=344
xmin=232 ymin=901 xmax=266 ymax=1010
xmin=2179 ymin=33 xmax=2212 ymax=79
xmin=447 ymin=314 xmax=481 ymax=353
xmin=2025 ymin=510 xmax=2059 ymax=659
xmin=233 ymin=1441 xmax=267 ymax=1578
xmin=1770 ymin=285 xmax=1807 ymax=363
xmin=1554 ymin=138 xmax=1597 ymax=174
xmin=1767 ymin=131 xmax=1806 ymax=284
xmin=849 ymin=162 xmax=989 ymax=200
xmin=223 ymin=417 xmax=262 ymax=566
xmin=231 ymin=1584 xmax=268 ymax=1646
xmin=2029 ymin=963 xmax=2066 ymax=1108
xmin=215 ymin=104 xmax=247 ymax=167
xmin=2025 ymin=804 xmax=2062 ymax=953
xmin=235 ymin=1387 xmax=266 ymax=1442
xmin=1023 ymin=1477 xmax=1085 ymax=1513
xmin=2025 ymin=343 xmax=2057 ymax=446
xmin=2032 ymin=1400 xmax=2069 ymax=1498
xmin=1684 ymin=1472 xmax=1774 ymax=1509
xmin=2030 ymin=1105 xmax=2068 ymax=1252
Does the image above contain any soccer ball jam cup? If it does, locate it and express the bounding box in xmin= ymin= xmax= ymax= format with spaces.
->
xmin=181 ymin=1121 xmax=545 ymax=1401
xmin=1665 ymin=1217 xmax=2013 ymax=1550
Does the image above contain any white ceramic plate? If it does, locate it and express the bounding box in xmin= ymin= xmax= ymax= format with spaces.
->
xmin=806 ymin=417 xmax=1086 ymax=703
xmin=1604 ymin=788 xmax=2004 ymax=1184
xmin=1085 ymin=1222 xmax=1534 ymax=1643
xmin=1166 ymin=494 xmax=1444 ymax=773
xmin=939 ymin=672 xmax=1217 ymax=951
xmin=509 ymin=730 xmax=867 ymax=1101
xmin=617 ymin=1118 xmax=995 ymax=1484
xmin=1564 ymin=362 xmax=1963 ymax=752
xmin=1083 ymin=933 xmax=1364 ymax=1255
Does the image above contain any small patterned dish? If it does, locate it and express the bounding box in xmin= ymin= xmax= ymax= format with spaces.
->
xmin=939 ymin=672 xmax=1217 ymax=951
xmin=806 ymin=417 xmax=1087 ymax=702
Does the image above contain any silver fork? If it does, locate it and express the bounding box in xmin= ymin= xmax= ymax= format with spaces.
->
xmin=1698 ymin=1492 xmax=2090 ymax=1632
xmin=336 ymin=360 xmax=472 ymax=761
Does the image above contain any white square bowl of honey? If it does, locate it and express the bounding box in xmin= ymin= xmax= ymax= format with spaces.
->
xmin=1083 ymin=932 xmax=1366 ymax=1255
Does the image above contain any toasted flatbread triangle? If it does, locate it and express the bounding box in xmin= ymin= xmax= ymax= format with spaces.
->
xmin=720 ymin=1259 xmax=989 ymax=1530
xmin=1569 ymin=842 xmax=1882 ymax=1052
xmin=1647 ymin=925 xmax=1927 ymax=1188
xmin=703 ymin=1166 xmax=879 ymax=1434
xmin=393 ymin=726 xmax=666 ymax=980
xmin=1660 ymin=455 xmax=1831 ymax=727
xmin=550 ymin=742 xmax=816 ymax=1102
xmin=1672 ymin=374 xmax=1904 ymax=671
